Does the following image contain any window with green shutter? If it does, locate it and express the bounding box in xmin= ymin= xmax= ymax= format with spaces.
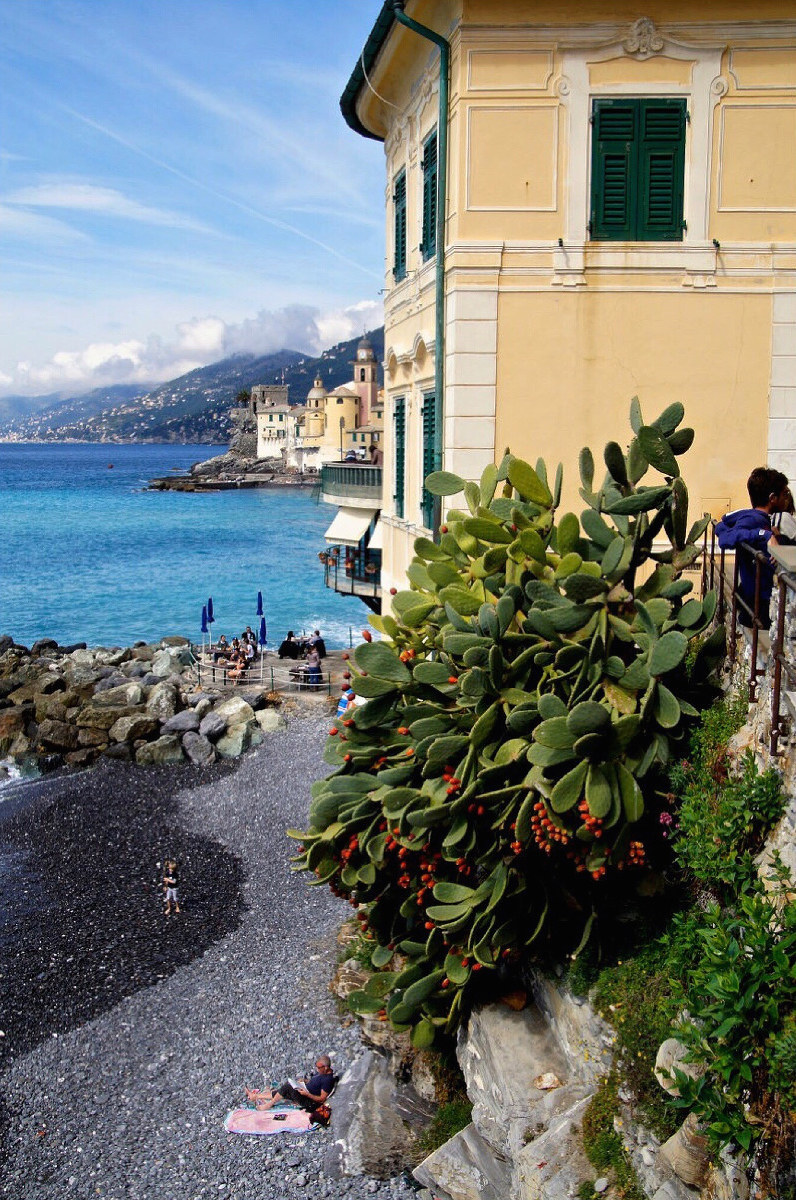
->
xmin=394 ymin=395 xmax=405 ymax=519
xmin=421 ymin=131 xmax=437 ymax=262
xmin=393 ymin=170 xmax=407 ymax=282
xmin=590 ymin=98 xmax=686 ymax=241
xmin=421 ymin=392 xmax=436 ymax=529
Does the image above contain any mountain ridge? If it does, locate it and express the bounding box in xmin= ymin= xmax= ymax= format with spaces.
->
xmin=0 ymin=327 xmax=385 ymax=444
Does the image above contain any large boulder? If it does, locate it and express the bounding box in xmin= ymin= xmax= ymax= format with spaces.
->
xmin=146 ymin=682 xmax=178 ymax=720
xmin=109 ymin=713 xmax=159 ymax=743
xmin=0 ymin=708 xmax=26 ymax=754
xmin=37 ymin=719 xmax=80 ymax=750
xmin=324 ymin=1051 xmax=435 ymax=1181
xmin=182 ymin=731 xmax=216 ymax=766
xmin=161 ymin=635 xmax=190 ymax=648
xmin=70 ymin=648 xmax=96 ymax=667
xmin=151 ymin=646 xmax=192 ymax=678
xmin=199 ymin=711 xmax=226 ymax=742
xmin=93 ymin=672 xmax=130 ymax=693
xmin=255 ymin=708 xmax=287 ymax=734
xmin=161 ymin=710 xmax=200 ymax=734
xmin=239 ymin=687 xmax=269 ymax=711
xmin=135 ymin=735 xmax=184 ymax=766
xmin=31 ymin=638 xmax=59 ymax=656
xmin=215 ymin=724 xmax=251 ymax=758
xmin=76 ymin=704 xmax=138 ymax=731
xmin=77 ymin=727 xmax=109 ymax=749
xmin=415 ymin=1124 xmax=513 ymax=1200
xmin=214 ymin=696 xmax=256 ymax=726
xmin=92 ymin=682 xmax=144 ymax=708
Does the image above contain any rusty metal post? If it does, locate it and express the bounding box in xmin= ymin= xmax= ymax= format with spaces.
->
xmin=729 ymin=553 xmax=739 ymax=663
xmin=770 ymin=575 xmax=787 ymax=756
xmin=749 ymin=556 xmax=763 ymax=703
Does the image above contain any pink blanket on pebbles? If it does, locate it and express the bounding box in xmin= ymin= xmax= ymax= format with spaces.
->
xmin=224 ymin=1107 xmax=315 ymax=1136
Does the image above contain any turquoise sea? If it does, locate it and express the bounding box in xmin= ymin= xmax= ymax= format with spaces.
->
xmin=0 ymin=443 xmax=367 ymax=650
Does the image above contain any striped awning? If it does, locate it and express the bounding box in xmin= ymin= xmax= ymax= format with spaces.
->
xmin=324 ymin=507 xmax=375 ymax=547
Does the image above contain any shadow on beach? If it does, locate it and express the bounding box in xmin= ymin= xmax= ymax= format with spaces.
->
xmin=0 ymin=756 xmax=246 ymax=1066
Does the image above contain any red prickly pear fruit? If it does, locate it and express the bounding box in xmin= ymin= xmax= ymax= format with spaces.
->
xmin=362 ymin=629 xmax=372 ymax=642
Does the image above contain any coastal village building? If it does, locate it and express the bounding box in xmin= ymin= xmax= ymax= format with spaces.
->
xmin=339 ymin=0 xmax=796 ymax=597
xmin=250 ymin=338 xmax=384 ymax=473
xmin=317 ymin=336 xmax=386 ymax=611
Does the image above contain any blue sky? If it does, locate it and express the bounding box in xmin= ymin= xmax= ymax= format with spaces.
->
xmin=0 ymin=1 xmax=385 ymax=396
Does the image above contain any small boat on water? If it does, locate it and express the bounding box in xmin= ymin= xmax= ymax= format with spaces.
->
xmin=107 ymin=463 xmax=114 ymax=469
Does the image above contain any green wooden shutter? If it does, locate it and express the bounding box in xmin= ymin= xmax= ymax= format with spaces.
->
xmin=394 ymin=396 xmax=405 ymax=519
xmin=421 ymin=393 xmax=436 ymax=528
xmin=638 ymin=100 xmax=685 ymax=241
xmin=591 ymin=98 xmax=685 ymax=242
xmin=591 ymin=100 xmax=637 ymax=241
xmin=421 ymin=132 xmax=437 ymax=261
xmin=393 ymin=171 xmax=407 ymax=282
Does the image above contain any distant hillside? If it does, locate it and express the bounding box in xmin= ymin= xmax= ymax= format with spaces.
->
xmin=0 ymin=327 xmax=385 ymax=444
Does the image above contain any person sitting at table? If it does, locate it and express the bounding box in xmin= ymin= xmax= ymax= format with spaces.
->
xmin=244 ymin=639 xmax=255 ymax=664
xmin=242 ymin=625 xmax=256 ymax=646
xmin=229 ymin=648 xmax=248 ymax=684
xmin=308 ymin=630 xmax=327 ymax=658
xmin=213 ymin=634 xmax=231 ymax=662
xmin=278 ymin=631 xmax=301 ymax=660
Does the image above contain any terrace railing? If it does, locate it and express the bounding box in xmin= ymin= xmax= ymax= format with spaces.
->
xmin=704 ymin=521 xmax=796 ymax=756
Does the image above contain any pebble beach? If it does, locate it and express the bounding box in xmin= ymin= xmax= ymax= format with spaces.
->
xmin=0 ymin=712 xmax=417 ymax=1200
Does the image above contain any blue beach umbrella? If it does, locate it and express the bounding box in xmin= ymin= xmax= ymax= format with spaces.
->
xmin=256 ymin=591 xmax=263 ymax=617
xmin=207 ymin=596 xmax=214 ymax=649
xmin=258 ymin=616 xmax=267 ymax=681
xmin=201 ymin=605 xmax=208 ymax=634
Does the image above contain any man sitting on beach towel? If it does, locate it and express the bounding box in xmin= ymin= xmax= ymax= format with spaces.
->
xmin=246 ymin=1055 xmax=334 ymax=1112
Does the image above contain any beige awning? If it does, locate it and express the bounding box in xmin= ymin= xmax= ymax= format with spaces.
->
xmin=368 ymin=519 xmax=384 ymax=551
xmin=324 ymin=507 xmax=376 ymax=546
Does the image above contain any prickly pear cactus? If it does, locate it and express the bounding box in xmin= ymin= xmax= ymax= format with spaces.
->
xmin=290 ymin=400 xmax=724 ymax=1047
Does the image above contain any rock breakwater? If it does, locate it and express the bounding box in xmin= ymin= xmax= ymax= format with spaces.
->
xmin=0 ymin=634 xmax=286 ymax=776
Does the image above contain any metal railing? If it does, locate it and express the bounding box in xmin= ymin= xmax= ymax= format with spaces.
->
xmin=704 ymin=522 xmax=796 ymax=755
xmin=322 ymin=552 xmax=381 ymax=602
xmin=320 ymin=463 xmax=383 ymax=502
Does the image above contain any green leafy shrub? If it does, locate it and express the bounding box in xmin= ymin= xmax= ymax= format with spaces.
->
xmin=671 ymin=751 xmax=784 ymax=896
xmin=291 ymin=400 xmax=723 ymax=1045
xmin=414 ymin=1098 xmax=473 ymax=1160
xmin=669 ymin=864 xmax=796 ymax=1155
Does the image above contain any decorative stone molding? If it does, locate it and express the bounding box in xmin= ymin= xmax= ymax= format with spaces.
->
xmin=711 ymin=75 xmax=729 ymax=97
xmin=555 ymin=75 xmax=571 ymax=97
xmin=623 ymin=17 xmax=665 ymax=59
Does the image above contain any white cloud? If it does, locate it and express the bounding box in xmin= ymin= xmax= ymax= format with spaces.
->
xmin=3 ymin=182 xmax=217 ymax=234
xmin=0 ymin=203 xmax=89 ymax=243
xmin=2 ymin=300 xmax=384 ymax=397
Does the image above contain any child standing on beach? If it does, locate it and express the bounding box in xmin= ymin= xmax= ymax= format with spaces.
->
xmin=163 ymin=859 xmax=180 ymax=916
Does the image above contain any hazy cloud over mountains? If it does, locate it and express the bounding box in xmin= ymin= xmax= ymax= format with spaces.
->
xmin=2 ymin=299 xmax=383 ymax=396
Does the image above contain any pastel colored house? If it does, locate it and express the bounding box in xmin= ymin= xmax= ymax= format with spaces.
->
xmin=340 ymin=0 xmax=796 ymax=595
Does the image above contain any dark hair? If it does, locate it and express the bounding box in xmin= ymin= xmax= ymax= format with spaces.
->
xmin=287 ymin=630 xmax=294 ymax=638
xmin=747 ymin=467 xmax=789 ymax=508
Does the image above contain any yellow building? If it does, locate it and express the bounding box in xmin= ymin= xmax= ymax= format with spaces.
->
xmin=341 ymin=0 xmax=796 ymax=594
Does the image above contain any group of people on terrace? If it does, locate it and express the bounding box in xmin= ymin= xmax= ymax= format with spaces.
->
xmin=211 ymin=626 xmax=259 ymax=682
xmin=277 ymin=629 xmax=326 ymax=688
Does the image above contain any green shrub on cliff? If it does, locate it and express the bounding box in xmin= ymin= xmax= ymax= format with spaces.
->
xmin=290 ymin=399 xmax=724 ymax=1045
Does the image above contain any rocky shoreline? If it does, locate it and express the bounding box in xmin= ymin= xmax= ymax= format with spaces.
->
xmin=148 ymin=449 xmax=317 ymax=492
xmin=0 ymin=712 xmax=416 ymax=1200
xmin=0 ymin=634 xmax=289 ymax=777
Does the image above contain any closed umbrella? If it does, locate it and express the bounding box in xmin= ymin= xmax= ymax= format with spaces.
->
xmin=207 ymin=596 xmax=214 ymax=650
xmin=201 ymin=605 xmax=208 ymax=653
xmin=256 ymin=591 xmax=263 ymax=617
xmin=259 ymin=615 xmax=267 ymax=682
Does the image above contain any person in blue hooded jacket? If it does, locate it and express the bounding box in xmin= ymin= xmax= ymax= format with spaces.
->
xmin=715 ymin=467 xmax=790 ymax=629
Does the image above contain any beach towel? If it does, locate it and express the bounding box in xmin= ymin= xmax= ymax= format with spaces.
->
xmin=224 ymin=1107 xmax=318 ymax=1136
